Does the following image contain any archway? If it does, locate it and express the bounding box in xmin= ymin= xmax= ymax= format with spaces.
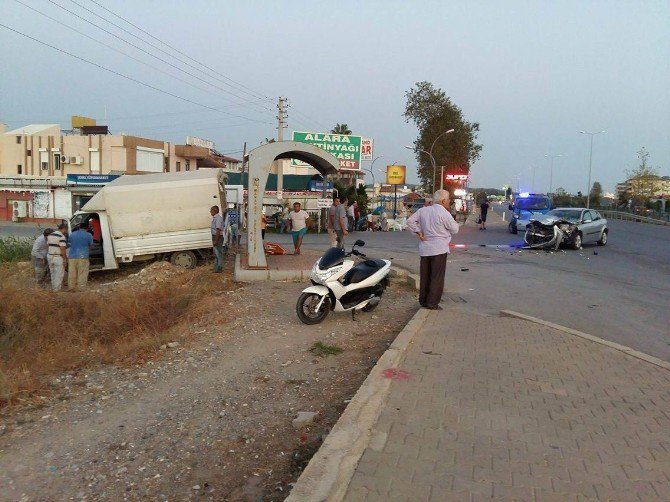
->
xmin=246 ymin=141 xmax=339 ymax=268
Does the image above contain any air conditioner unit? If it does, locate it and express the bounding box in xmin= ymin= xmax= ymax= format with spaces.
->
xmin=73 ymin=156 xmax=84 ymax=165
xmin=12 ymin=200 xmax=29 ymax=221
xmin=61 ymin=155 xmax=70 ymax=164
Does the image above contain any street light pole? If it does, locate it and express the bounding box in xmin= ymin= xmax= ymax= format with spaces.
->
xmin=363 ymin=155 xmax=384 ymax=206
xmin=544 ymin=154 xmax=563 ymax=195
xmin=579 ymin=130 xmax=605 ymax=208
xmin=405 ymin=128 xmax=454 ymax=193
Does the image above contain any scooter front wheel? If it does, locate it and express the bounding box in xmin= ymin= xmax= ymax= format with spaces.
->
xmin=296 ymin=293 xmax=330 ymax=325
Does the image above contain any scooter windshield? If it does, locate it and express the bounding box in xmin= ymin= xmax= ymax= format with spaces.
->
xmin=319 ymin=247 xmax=345 ymax=270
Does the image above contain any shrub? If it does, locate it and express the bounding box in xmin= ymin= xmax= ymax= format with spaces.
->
xmin=0 ymin=236 xmax=32 ymax=263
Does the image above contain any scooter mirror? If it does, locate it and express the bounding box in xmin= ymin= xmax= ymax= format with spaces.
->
xmin=354 ymin=240 xmax=365 ymax=247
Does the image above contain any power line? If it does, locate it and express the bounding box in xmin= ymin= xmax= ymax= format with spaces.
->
xmin=86 ymin=0 xmax=272 ymax=102
xmin=45 ymin=0 xmax=273 ymax=114
xmin=62 ymin=0 xmax=273 ymax=109
xmin=0 ymin=23 xmax=273 ymax=125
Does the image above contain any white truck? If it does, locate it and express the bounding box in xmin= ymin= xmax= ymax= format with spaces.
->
xmin=69 ymin=169 xmax=243 ymax=271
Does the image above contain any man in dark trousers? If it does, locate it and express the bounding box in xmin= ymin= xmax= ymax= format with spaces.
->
xmin=479 ymin=197 xmax=490 ymax=230
xmin=406 ymin=189 xmax=460 ymax=310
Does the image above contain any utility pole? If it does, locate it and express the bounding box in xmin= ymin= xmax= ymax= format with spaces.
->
xmin=276 ymin=97 xmax=288 ymax=197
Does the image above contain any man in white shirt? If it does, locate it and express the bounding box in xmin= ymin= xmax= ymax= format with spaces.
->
xmin=288 ymin=202 xmax=311 ymax=255
xmin=327 ymin=197 xmax=340 ymax=248
xmin=406 ymin=189 xmax=460 ymax=310
xmin=31 ymin=228 xmax=53 ymax=285
xmin=47 ymin=222 xmax=68 ymax=291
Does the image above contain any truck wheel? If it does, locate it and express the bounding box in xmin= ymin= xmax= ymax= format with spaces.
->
xmin=170 ymin=250 xmax=198 ymax=269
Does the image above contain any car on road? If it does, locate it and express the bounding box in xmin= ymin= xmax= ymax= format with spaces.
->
xmin=524 ymin=208 xmax=608 ymax=250
xmin=508 ymin=193 xmax=552 ymax=234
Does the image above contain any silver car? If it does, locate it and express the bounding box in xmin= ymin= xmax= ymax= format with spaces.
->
xmin=525 ymin=208 xmax=608 ymax=249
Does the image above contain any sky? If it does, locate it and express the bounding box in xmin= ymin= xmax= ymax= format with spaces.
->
xmin=1 ymin=0 xmax=668 ymax=194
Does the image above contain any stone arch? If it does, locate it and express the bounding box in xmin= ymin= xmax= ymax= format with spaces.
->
xmin=246 ymin=141 xmax=339 ymax=267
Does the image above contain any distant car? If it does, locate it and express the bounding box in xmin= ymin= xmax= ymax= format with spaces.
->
xmin=524 ymin=208 xmax=608 ymax=250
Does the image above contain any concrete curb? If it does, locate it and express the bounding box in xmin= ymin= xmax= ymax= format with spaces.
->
xmin=286 ymin=308 xmax=430 ymax=502
xmin=233 ymin=254 xmax=310 ymax=282
xmin=389 ymin=265 xmax=420 ymax=291
xmin=500 ymin=310 xmax=670 ymax=371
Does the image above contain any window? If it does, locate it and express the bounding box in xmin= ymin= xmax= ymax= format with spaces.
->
xmin=90 ymin=151 xmax=100 ymax=173
xmin=185 ymin=160 xmax=190 ymax=171
xmin=176 ymin=161 xmax=181 ymax=172
xmin=16 ymin=136 xmax=21 ymax=144
xmin=26 ymin=149 xmax=31 ymax=157
xmin=41 ymin=162 xmax=49 ymax=171
xmin=17 ymin=164 xmax=22 ymax=174
xmin=54 ymin=154 xmax=61 ymax=171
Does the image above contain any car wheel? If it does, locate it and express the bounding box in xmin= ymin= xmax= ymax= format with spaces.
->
xmin=170 ymin=250 xmax=198 ymax=269
xmin=572 ymin=232 xmax=583 ymax=250
xmin=597 ymin=230 xmax=608 ymax=246
xmin=509 ymin=222 xmax=518 ymax=234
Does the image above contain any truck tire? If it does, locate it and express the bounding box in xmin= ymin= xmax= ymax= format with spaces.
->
xmin=170 ymin=250 xmax=198 ymax=269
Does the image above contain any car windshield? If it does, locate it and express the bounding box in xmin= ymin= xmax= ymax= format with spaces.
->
xmin=545 ymin=209 xmax=582 ymax=222
xmin=516 ymin=197 xmax=550 ymax=210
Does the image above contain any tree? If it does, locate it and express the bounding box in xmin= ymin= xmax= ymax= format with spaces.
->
xmin=330 ymin=123 xmax=352 ymax=135
xmin=403 ymin=81 xmax=482 ymax=190
xmin=625 ymin=147 xmax=661 ymax=205
xmin=589 ymin=182 xmax=603 ymax=207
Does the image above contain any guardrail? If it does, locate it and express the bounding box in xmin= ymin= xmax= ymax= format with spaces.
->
xmin=600 ymin=210 xmax=670 ymax=226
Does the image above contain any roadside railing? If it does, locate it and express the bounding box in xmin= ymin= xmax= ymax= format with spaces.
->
xmin=599 ymin=210 xmax=670 ymax=226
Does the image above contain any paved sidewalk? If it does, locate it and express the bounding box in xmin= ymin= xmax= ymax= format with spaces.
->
xmin=345 ymin=307 xmax=670 ymax=501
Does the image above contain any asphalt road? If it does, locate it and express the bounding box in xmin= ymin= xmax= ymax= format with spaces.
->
xmin=3 ymin=212 xmax=669 ymax=361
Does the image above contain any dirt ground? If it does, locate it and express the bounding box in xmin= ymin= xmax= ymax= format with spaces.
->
xmin=0 ymin=261 xmax=417 ymax=501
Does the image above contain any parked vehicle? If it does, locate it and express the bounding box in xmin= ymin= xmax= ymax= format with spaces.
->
xmin=508 ymin=193 xmax=553 ymax=234
xmin=68 ymin=169 xmax=243 ymax=271
xmin=524 ymin=208 xmax=608 ymax=250
xmin=296 ymin=240 xmax=391 ymax=325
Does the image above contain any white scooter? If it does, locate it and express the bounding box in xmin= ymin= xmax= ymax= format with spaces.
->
xmin=296 ymin=240 xmax=392 ymax=325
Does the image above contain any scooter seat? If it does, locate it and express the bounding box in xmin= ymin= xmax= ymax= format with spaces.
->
xmin=342 ymin=259 xmax=386 ymax=285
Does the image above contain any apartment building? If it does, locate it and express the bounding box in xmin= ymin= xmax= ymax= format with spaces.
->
xmin=0 ymin=123 xmax=240 ymax=222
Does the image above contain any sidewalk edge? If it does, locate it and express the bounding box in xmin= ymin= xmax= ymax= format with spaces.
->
xmin=500 ymin=310 xmax=670 ymax=371
xmin=285 ymin=308 xmax=430 ymax=502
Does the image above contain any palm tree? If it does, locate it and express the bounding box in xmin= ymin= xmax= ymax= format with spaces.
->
xmin=330 ymin=123 xmax=352 ymax=135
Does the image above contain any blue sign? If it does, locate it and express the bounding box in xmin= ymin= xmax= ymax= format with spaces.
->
xmin=67 ymin=174 xmax=120 ymax=186
xmin=228 ymin=210 xmax=239 ymax=225
xmin=308 ymin=180 xmax=334 ymax=192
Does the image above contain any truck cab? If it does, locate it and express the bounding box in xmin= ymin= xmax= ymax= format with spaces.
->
xmin=508 ymin=193 xmax=553 ymax=234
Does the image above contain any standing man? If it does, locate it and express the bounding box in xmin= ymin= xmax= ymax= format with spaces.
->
xmin=327 ymin=196 xmax=340 ymax=248
xmin=67 ymin=223 xmax=94 ymax=291
xmin=288 ymin=202 xmax=311 ymax=255
xmin=47 ymin=222 xmax=68 ymax=291
xmin=210 ymin=205 xmax=224 ymax=273
xmin=479 ymin=197 xmax=490 ymax=230
xmin=353 ymin=201 xmax=360 ymax=230
xmin=333 ymin=196 xmax=349 ymax=249
xmin=31 ymin=228 xmax=53 ymax=286
xmin=347 ymin=201 xmax=356 ymax=231
xmin=406 ymin=189 xmax=460 ymax=310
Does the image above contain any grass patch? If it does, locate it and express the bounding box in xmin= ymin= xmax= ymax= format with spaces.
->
xmin=0 ymin=236 xmax=32 ymax=263
xmin=0 ymin=264 xmax=235 ymax=406
xmin=309 ymin=341 xmax=343 ymax=357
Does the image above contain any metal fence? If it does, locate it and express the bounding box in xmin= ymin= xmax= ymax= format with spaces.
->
xmin=599 ymin=210 xmax=670 ymax=226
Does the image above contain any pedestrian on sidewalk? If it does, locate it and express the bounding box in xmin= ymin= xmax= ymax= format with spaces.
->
xmin=479 ymin=197 xmax=489 ymax=230
xmin=353 ymin=201 xmax=360 ymax=230
xmin=261 ymin=210 xmax=267 ymax=240
xmin=347 ymin=201 xmax=356 ymax=231
xmin=67 ymin=223 xmax=94 ymax=291
xmin=210 ymin=205 xmax=224 ymax=273
xmin=327 ymin=196 xmax=340 ymax=247
xmin=31 ymin=228 xmax=53 ymax=286
xmin=288 ymin=202 xmax=311 ymax=255
xmin=406 ymin=189 xmax=460 ymax=310
xmin=47 ymin=222 xmax=68 ymax=291
xmin=333 ymin=196 xmax=348 ymax=248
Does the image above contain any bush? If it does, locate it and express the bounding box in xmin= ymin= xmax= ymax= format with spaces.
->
xmin=0 ymin=236 xmax=32 ymax=263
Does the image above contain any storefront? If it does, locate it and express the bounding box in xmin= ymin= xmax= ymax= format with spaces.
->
xmin=66 ymin=174 xmax=120 ymax=214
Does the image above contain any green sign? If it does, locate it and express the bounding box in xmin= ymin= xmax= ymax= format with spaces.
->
xmin=292 ymin=131 xmax=363 ymax=171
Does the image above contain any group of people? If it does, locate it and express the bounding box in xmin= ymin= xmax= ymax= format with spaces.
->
xmin=31 ymin=215 xmax=100 ymax=291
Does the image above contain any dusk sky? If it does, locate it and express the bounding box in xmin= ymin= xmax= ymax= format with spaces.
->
xmin=1 ymin=0 xmax=668 ymax=194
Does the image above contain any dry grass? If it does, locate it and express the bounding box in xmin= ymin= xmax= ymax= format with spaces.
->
xmin=0 ymin=236 xmax=32 ymax=263
xmin=0 ymin=263 xmax=236 ymax=406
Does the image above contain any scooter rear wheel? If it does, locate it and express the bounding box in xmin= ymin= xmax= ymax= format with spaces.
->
xmin=296 ymin=293 xmax=330 ymax=325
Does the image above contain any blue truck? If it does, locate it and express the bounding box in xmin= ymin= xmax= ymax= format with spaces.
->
xmin=508 ymin=193 xmax=553 ymax=234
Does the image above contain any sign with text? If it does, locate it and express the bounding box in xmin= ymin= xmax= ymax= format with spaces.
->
xmin=292 ymin=131 xmax=363 ymax=171
xmin=186 ymin=136 xmax=215 ymax=149
xmin=361 ymin=138 xmax=373 ymax=161
xmin=316 ymin=198 xmax=332 ymax=208
xmin=386 ymin=165 xmax=406 ymax=185
xmin=66 ymin=174 xmax=120 ymax=185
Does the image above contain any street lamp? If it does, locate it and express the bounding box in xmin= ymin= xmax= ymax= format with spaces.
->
xmin=404 ymin=128 xmax=454 ymax=192
xmin=362 ymin=155 xmax=384 ymax=205
xmin=544 ymin=154 xmax=563 ymax=195
xmin=579 ymin=130 xmax=605 ymax=208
